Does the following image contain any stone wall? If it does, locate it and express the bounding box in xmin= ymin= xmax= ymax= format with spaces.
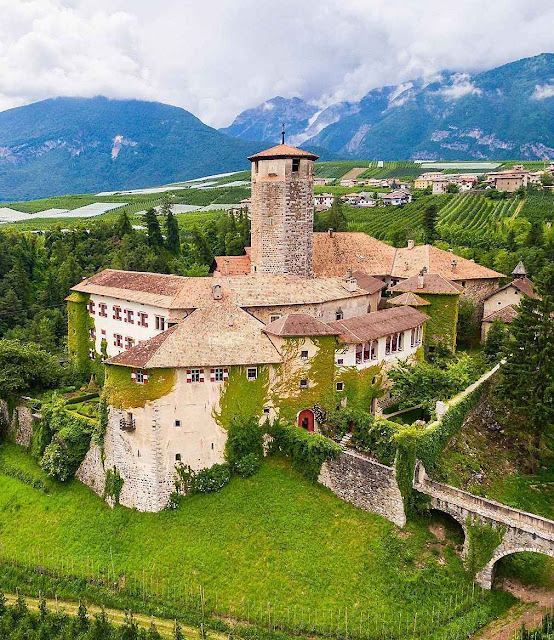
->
xmin=76 ymin=443 xmax=106 ymax=496
xmin=460 ymin=279 xmax=500 ymax=317
xmin=319 ymin=449 xmax=406 ymax=527
xmin=0 ymin=399 xmax=35 ymax=449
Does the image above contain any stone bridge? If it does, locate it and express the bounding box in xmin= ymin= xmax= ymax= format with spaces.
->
xmin=413 ymin=462 xmax=554 ymax=588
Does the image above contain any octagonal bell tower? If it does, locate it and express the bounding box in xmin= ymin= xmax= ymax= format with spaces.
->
xmin=248 ymin=138 xmax=318 ymax=278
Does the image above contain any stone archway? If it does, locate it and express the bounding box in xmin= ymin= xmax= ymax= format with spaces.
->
xmin=297 ymin=409 xmax=315 ymax=432
xmin=476 ymin=546 xmax=554 ymax=589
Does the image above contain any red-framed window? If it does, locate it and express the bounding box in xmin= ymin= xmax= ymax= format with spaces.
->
xmin=186 ymin=368 xmax=204 ymax=383
xmin=89 ymin=327 xmax=96 ymax=340
xmin=131 ymin=369 xmax=148 ymax=384
xmin=138 ymin=312 xmax=148 ymax=327
xmin=98 ymin=303 xmax=108 ymax=317
xmin=114 ymin=333 xmax=123 ymax=348
xmin=124 ymin=309 xmax=134 ymax=324
xmin=88 ymin=301 xmax=95 ymax=315
xmin=210 ymin=367 xmax=228 ymax=382
xmin=125 ymin=336 xmax=135 ymax=349
xmin=113 ymin=306 xmax=122 ymax=321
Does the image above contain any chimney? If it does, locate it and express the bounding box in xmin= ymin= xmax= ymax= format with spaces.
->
xmin=346 ymin=268 xmax=353 ymax=279
xmin=328 ymin=228 xmax=334 ymax=237
xmin=212 ymin=283 xmax=222 ymax=300
xmin=407 ymin=239 xmax=415 ymax=250
xmin=451 ymin=259 xmax=457 ymax=272
xmin=224 ymin=259 xmax=230 ymax=277
xmin=417 ymin=268 xmax=425 ymax=290
xmin=343 ymin=270 xmax=358 ymax=293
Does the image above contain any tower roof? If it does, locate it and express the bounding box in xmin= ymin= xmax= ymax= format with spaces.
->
xmin=512 ymin=260 xmax=527 ymax=277
xmin=388 ymin=291 xmax=431 ymax=307
xmin=248 ymin=144 xmax=318 ymax=162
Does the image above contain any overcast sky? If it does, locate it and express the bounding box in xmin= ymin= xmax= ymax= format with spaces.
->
xmin=1 ymin=0 xmax=553 ymax=128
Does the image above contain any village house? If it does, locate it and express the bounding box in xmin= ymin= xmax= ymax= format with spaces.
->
xmin=481 ymin=261 xmax=536 ymax=340
xmin=485 ymin=166 xmax=530 ymax=192
xmin=314 ymin=192 xmax=335 ymax=208
xmin=381 ymin=189 xmax=412 ymax=205
xmin=314 ymin=177 xmax=334 ymax=186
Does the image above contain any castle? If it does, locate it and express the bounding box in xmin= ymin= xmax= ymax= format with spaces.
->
xmin=69 ymin=142 xmax=503 ymax=511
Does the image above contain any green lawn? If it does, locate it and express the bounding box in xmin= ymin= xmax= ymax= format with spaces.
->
xmin=0 ymin=443 xmax=512 ymax=638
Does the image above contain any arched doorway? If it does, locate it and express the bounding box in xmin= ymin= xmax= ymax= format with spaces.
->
xmin=297 ymin=409 xmax=315 ymax=432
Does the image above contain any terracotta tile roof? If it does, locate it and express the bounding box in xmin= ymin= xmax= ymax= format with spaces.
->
xmin=263 ymin=314 xmax=338 ymax=337
xmin=392 ymin=244 xmax=503 ymax=280
xmin=482 ymin=304 xmax=519 ymax=324
xmin=107 ymin=300 xmax=282 ymax=369
xmin=391 ymin=273 xmax=464 ymax=295
xmin=72 ymin=270 xmax=372 ymax=309
xmin=351 ymin=271 xmax=387 ymax=295
xmin=213 ymin=254 xmax=251 ymax=276
xmin=484 ymin=277 xmax=537 ymax=301
xmin=388 ymin=291 xmax=431 ymax=307
xmin=313 ymin=232 xmax=397 ymax=277
xmin=329 ymin=307 xmax=429 ymax=344
xmin=248 ymin=144 xmax=318 ymax=161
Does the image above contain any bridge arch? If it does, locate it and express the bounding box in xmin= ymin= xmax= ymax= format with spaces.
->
xmin=476 ymin=546 xmax=554 ymax=589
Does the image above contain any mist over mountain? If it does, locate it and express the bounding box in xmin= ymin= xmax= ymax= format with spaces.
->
xmin=222 ymin=54 xmax=554 ymax=160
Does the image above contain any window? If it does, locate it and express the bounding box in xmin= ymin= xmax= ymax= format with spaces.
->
xmin=269 ymin=314 xmax=281 ymax=323
xmin=363 ymin=343 xmax=370 ymax=361
xmin=300 ymin=350 xmax=309 ymax=360
xmin=336 ymin=382 xmax=344 ymax=391
xmin=89 ymin=327 xmax=96 ymax=340
xmin=131 ymin=369 xmax=148 ymax=384
xmin=124 ymin=309 xmax=134 ymax=324
xmin=385 ymin=335 xmax=391 ymax=355
xmin=88 ymin=300 xmax=95 ymax=314
xmin=190 ymin=369 xmax=202 ymax=383
xmin=337 ymin=358 xmax=344 ymax=365
xmin=247 ymin=367 xmax=258 ymax=381
xmin=299 ymin=379 xmax=309 ymax=389
xmin=292 ymin=158 xmax=300 ymax=173
xmin=88 ymin=348 xmax=95 ymax=360
xmin=101 ymin=329 xmax=106 ymax=338
xmin=370 ymin=340 xmax=377 ymax=360
xmin=263 ymin=407 xmax=270 ymax=414
xmin=397 ymin=332 xmax=403 ymax=351
xmin=114 ymin=333 xmax=123 ymax=348
xmin=335 ymin=309 xmax=343 ymax=321
xmin=155 ymin=315 xmax=166 ymax=331
xmin=175 ymin=453 xmax=182 ymax=462
xmin=138 ymin=312 xmax=148 ymax=327
xmin=113 ymin=306 xmax=122 ymax=321
xmin=175 ymin=420 xmax=181 ymax=428
xmin=125 ymin=336 xmax=135 ymax=349
xmin=99 ymin=303 xmax=107 ymax=317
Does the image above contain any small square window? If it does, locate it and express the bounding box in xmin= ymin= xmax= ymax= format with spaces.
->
xmin=269 ymin=314 xmax=281 ymax=323
xmin=175 ymin=420 xmax=181 ymax=428
xmin=336 ymin=382 xmax=344 ymax=391
xmin=190 ymin=369 xmax=201 ymax=383
xmin=299 ymin=379 xmax=309 ymax=389
xmin=247 ymin=367 xmax=258 ymax=381
xmin=175 ymin=453 xmax=181 ymax=462
xmin=300 ymin=350 xmax=309 ymax=360
xmin=263 ymin=407 xmax=270 ymax=414
xmin=335 ymin=310 xmax=343 ymax=321
xmin=337 ymin=358 xmax=344 ymax=365
xmin=214 ymin=367 xmax=224 ymax=382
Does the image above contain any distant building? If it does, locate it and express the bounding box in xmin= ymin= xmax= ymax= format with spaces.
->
xmin=314 ymin=193 xmax=335 ymax=208
xmin=381 ymin=190 xmax=412 ymax=205
xmin=486 ymin=167 xmax=530 ymax=192
xmin=314 ymin=177 xmax=334 ymax=186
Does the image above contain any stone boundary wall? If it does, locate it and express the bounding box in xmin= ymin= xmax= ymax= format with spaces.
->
xmin=76 ymin=443 xmax=106 ymax=497
xmin=319 ymin=449 xmax=406 ymax=527
xmin=0 ymin=398 xmax=35 ymax=449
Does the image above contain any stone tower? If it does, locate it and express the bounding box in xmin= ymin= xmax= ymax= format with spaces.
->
xmin=248 ymin=143 xmax=318 ymax=278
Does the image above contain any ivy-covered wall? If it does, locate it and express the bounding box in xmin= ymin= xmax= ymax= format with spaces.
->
xmin=271 ymin=336 xmax=336 ymax=424
xmin=104 ymin=365 xmax=177 ymax=409
xmin=419 ymin=293 xmax=460 ymax=352
xmin=67 ymin=291 xmax=94 ymax=374
xmin=465 ymin=518 xmax=505 ymax=575
xmin=213 ymin=365 xmax=270 ymax=429
xmin=336 ymin=365 xmax=383 ymax=413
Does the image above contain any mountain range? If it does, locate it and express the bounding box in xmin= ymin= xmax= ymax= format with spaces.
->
xmin=222 ymin=54 xmax=554 ymax=160
xmin=0 ymin=54 xmax=552 ymax=201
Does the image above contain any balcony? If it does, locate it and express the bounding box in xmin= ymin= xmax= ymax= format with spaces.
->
xmin=119 ymin=418 xmax=136 ymax=431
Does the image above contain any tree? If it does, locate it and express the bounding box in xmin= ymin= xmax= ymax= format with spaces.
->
xmin=115 ymin=211 xmax=133 ymax=238
xmin=159 ymin=196 xmax=173 ymax=216
xmin=165 ymin=210 xmax=181 ymax=255
xmin=500 ymin=265 xmax=554 ymax=465
xmin=540 ymin=171 xmax=553 ymax=187
xmin=0 ymin=340 xmax=63 ymax=399
xmin=456 ymin=297 xmax=479 ymax=348
xmin=526 ymin=222 xmax=544 ymax=247
xmin=145 ymin=208 xmax=164 ymax=248
xmin=326 ymin=197 xmax=348 ymax=232
xmin=422 ymin=204 xmax=439 ymax=244
xmin=484 ymin=319 xmax=507 ymax=363
xmin=445 ymin=182 xmax=459 ymax=193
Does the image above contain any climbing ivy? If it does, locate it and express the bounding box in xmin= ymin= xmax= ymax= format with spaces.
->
xmin=419 ymin=293 xmax=460 ymax=353
xmin=271 ymin=336 xmax=336 ymax=423
xmin=66 ymin=292 xmax=94 ymax=375
xmin=92 ymin=396 xmax=109 ymax=446
xmin=465 ymin=517 xmax=505 ymax=575
xmin=213 ymin=366 xmax=269 ymax=429
xmin=393 ymin=424 xmax=420 ymax=516
xmin=335 ymin=365 xmax=383 ymax=413
xmin=104 ymin=365 xmax=176 ymax=409
xmin=104 ymin=466 xmax=124 ymax=504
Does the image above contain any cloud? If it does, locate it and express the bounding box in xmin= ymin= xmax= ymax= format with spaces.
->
xmin=0 ymin=0 xmax=553 ymax=126
xmin=440 ymin=74 xmax=483 ymax=100
xmin=532 ymin=83 xmax=554 ymax=99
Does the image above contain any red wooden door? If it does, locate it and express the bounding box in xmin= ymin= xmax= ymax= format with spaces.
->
xmin=298 ymin=409 xmax=315 ymax=432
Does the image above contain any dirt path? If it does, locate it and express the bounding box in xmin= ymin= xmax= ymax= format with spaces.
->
xmin=472 ymin=579 xmax=554 ymax=640
xmin=340 ymin=167 xmax=367 ymax=181
xmin=4 ymin=592 xmax=225 ymax=639
xmin=511 ymin=200 xmax=524 ymax=219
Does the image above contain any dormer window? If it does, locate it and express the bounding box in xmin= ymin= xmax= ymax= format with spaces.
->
xmin=335 ymin=309 xmax=344 ymax=321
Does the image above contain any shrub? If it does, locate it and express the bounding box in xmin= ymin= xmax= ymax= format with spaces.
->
xmin=104 ymin=466 xmax=124 ymax=504
xmin=267 ymin=419 xmax=342 ymax=481
xmin=193 ymin=463 xmax=231 ymax=493
xmin=234 ymin=453 xmax=260 ymax=478
xmin=224 ymin=416 xmax=264 ymax=471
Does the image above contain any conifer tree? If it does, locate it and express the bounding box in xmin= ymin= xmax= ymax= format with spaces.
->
xmin=145 ymin=209 xmax=164 ymax=248
xmin=165 ymin=210 xmax=181 ymax=255
xmin=484 ymin=319 xmax=507 ymax=363
xmin=501 ymin=264 xmax=554 ymax=460
xmin=422 ymin=204 xmax=438 ymax=243
xmin=327 ymin=197 xmax=347 ymax=232
xmin=115 ymin=211 xmax=133 ymax=238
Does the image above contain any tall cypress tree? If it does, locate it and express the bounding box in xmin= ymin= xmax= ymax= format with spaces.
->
xmin=145 ymin=208 xmax=164 ymax=248
xmin=165 ymin=210 xmax=181 ymax=255
xmin=115 ymin=211 xmax=133 ymax=238
xmin=327 ymin=197 xmax=347 ymax=231
xmin=501 ymin=265 xmax=554 ymax=464
xmin=422 ymin=204 xmax=438 ymax=244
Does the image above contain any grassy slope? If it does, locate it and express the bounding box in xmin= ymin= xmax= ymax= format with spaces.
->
xmin=0 ymin=443 xmax=512 ymax=634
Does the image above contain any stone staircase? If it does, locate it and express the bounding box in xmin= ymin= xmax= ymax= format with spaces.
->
xmin=340 ymin=433 xmax=353 ymax=447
